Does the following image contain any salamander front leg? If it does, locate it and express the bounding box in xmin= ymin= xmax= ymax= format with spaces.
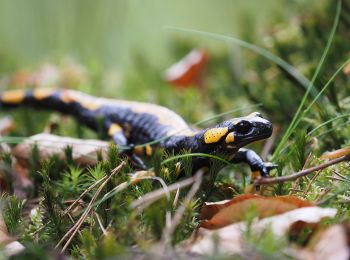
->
xmin=230 ymin=148 xmax=276 ymax=178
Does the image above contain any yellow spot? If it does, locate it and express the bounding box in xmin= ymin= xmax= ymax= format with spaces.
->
xmin=134 ymin=145 xmax=143 ymax=155
xmin=225 ymin=132 xmax=235 ymax=143
xmin=2 ymin=90 xmax=26 ymax=104
xmin=80 ymin=100 xmax=101 ymax=111
xmin=60 ymin=90 xmax=74 ymax=103
xmin=108 ymin=123 xmax=122 ymax=136
xmin=33 ymin=88 xmax=55 ymax=100
xmin=145 ymin=145 xmax=153 ymax=156
xmin=204 ymin=127 xmax=228 ymax=144
xmin=60 ymin=90 xmax=101 ymax=110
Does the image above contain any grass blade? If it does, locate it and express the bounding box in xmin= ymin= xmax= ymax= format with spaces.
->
xmin=272 ymin=0 xmax=342 ymax=160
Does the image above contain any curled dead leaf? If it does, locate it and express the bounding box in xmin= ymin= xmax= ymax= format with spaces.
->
xmin=11 ymin=133 xmax=109 ymax=167
xmin=0 ymin=117 xmax=15 ymax=136
xmin=164 ymin=49 xmax=208 ymax=88
xmin=200 ymin=195 xmax=313 ymax=229
xmin=320 ymin=146 xmax=350 ymax=160
xmin=188 ymin=206 xmax=337 ymax=256
xmin=299 ymin=224 xmax=350 ymax=260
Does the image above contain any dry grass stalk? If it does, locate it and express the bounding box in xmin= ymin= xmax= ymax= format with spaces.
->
xmin=55 ymin=161 xmax=126 ymax=253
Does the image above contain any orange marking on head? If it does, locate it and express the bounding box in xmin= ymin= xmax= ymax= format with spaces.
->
xmin=2 ymin=90 xmax=26 ymax=104
xmin=225 ymin=132 xmax=235 ymax=143
xmin=204 ymin=127 xmax=228 ymax=144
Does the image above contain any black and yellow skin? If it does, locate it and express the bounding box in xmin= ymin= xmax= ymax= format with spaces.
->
xmin=0 ymin=89 xmax=273 ymax=177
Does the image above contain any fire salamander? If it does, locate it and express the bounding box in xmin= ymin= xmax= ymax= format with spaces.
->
xmin=0 ymin=89 xmax=274 ymax=177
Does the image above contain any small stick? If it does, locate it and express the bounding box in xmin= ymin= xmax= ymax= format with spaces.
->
xmin=332 ymin=169 xmax=347 ymax=180
xmin=32 ymin=176 xmax=107 ymax=237
xmin=94 ymin=212 xmax=107 ymax=236
xmin=325 ymin=176 xmax=348 ymax=182
xmin=63 ymin=176 xmax=108 ymax=216
xmin=254 ymin=155 xmax=350 ymax=185
xmin=161 ymin=170 xmax=203 ymax=244
xmin=172 ymin=188 xmax=180 ymax=208
xmin=56 ymin=162 xmax=126 ymax=252
xmin=130 ymin=174 xmax=198 ymax=210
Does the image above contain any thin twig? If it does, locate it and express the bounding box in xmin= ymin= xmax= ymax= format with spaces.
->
xmin=332 ymin=169 xmax=348 ymax=180
xmin=325 ymin=176 xmax=348 ymax=182
xmin=161 ymin=170 xmax=203 ymax=244
xmin=130 ymin=174 xmax=199 ymax=210
xmin=172 ymin=188 xmax=180 ymax=209
xmin=63 ymin=176 xmax=108 ymax=216
xmin=56 ymin=161 xmax=126 ymax=252
xmin=254 ymin=155 xmax=350 ymax=185
xmin=288 ymin=188 xmax=304 ymax=193
xmin=67 ymin=213 xmax=82 ymax=236
xmin=303 ymin=170 xmax=322 ymax=195
xmin=94 ymin=212 xmax=107 ymax=236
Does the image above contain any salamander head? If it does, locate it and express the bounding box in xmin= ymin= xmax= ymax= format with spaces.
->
xmin=202 ymin=112 xmax=273 ymax=150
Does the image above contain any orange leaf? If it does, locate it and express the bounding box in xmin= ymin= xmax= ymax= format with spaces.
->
xmin=200 ymin=194 xmax=259 ymax=220
xmin=164 ymin=49 xmax=208 ymax=89
xmin=188 ymin=207 xmax=337 ymax=256
xmin=200 ymin=195 xmax=313 ymax=229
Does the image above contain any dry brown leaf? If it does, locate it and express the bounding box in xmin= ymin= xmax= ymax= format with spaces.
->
xmin=299 ymin=224 xmax=350 ymax=260
xmin=200 ymin=195 xmax=313 ymax=229
xmin=164 ymin=49 xmax=208 ymax=88
xmin=200 ymin=194 xmax=259 ymax=220
xmin=0 ymin=117 xmax=15 ymax=136
xmin=11 ymin=133 xmax=109 ymax=167
xmin=320 ymin=146 xmax=350 ymax=160
xmin=188 ymin=206 xmax=337 ymax=256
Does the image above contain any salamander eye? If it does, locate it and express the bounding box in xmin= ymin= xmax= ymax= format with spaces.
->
xmin=236 ymin=120 xmax=252 ymax=134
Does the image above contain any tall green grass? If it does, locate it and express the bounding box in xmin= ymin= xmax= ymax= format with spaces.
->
xmin=272 ymin=0 xmax=342 ymax=160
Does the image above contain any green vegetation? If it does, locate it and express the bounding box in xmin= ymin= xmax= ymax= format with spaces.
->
xmin=1 ymin=0 xmax=350 ymax=259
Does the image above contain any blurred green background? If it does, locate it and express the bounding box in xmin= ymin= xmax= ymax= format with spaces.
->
xmin=0 ymin=0 xmax=289 ymax=70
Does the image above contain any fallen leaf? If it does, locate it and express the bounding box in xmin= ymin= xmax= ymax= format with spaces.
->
xmin=200 ymin=195 xmax=313 ymax=229
xmin=300 ymin=224 xmax=350 ymax=260
xmin=200 ymin=194 xmax=259 ymax=220
xmin=164 ymin=49 xmax=208 ymax=88
xmin=320 ymin=146 xmax=350 ymax=160
xmin=11 ymin=133 xmax=109 ymax=167
xmin=0 ymin=116 xmax=15 ymax=135
xmin=188 ymin=206 xmax=337 ymax=256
